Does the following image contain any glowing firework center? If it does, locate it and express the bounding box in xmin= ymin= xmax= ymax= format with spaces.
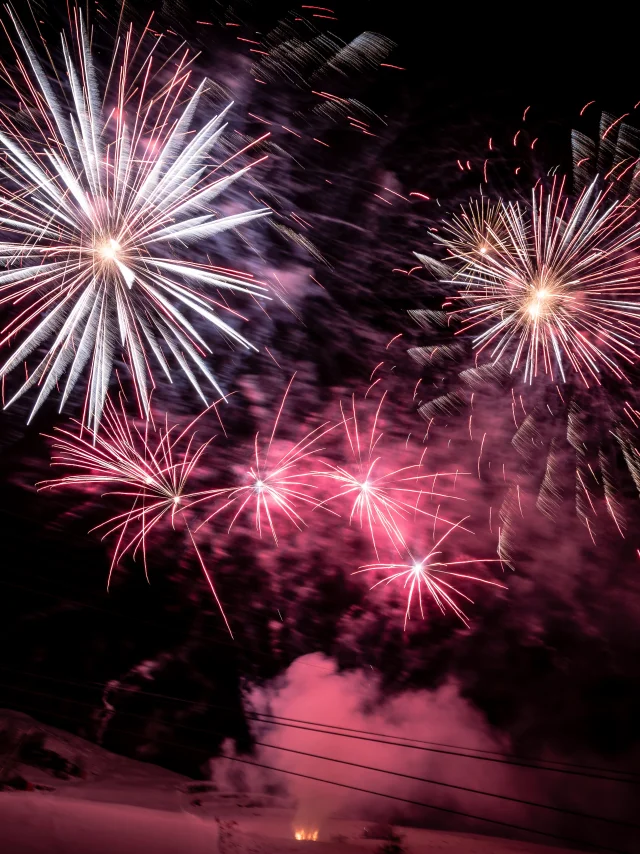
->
xmin=98 ymin=238 xmax=121 ymax=261
xmin=525 ymin=282 xmax=555 ymax=319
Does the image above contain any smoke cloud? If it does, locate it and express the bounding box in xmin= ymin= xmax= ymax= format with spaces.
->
xmin=211 ymin=653 xmax=638 ymax=851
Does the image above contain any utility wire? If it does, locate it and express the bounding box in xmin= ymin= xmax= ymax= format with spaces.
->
xmin=244 ymin=717 xmax=640 ymax=785
xmin=0 ymin=682 xmax=637 ymax=832
xmin=249 ymin=713 xmax=640 ymax=781
xmin=1 ymin=694 xmax=632 ymax=854
xmin=0 ymin=664 xmax=638 ymax=785
xmin=1 ymin=573 xmax=635 ymax=782
xmin=252 ymin=741 xmax=640 ymax=829
xmin=0 ymin=575 xmax=633 ymax=783
xmin=222 ymin=755 xmax=632 ymax=854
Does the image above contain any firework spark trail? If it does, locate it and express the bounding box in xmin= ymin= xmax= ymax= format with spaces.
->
xmin=39 ymin=395 xmax=233 ymax=634
xmin=315 ymin=392 xmax=467 ymax=557
xmin=356 ymin=518 xmax=507 ymax=628
xmin=0 ymin=10 xmax=271 ymax=432
xmin=451 ymin=177 xmax=640 ymax=385
xmin=434 ymin=196 xmax=506 ymax=270
xmin=190 ymin=374 xmax=334 ymax=544
xmin=412 ymin=166 xmax=640 ymax=537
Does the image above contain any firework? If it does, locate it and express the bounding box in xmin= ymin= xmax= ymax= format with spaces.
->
xmin=572 ymin=110 xmax=640 ymax=199
xmin=356 ymin=519 xmax=506 ymax=628
xmin=39 ymin=396 xmax=232 ymax=633
xmin=434 ymin=196 xmax=506 ymax=270
xmin=0 ymin=11 xmax=270 ymax=432
xmin=452 ymin=177 xmax=640 ymax=385
xmin=190 ymin=375 xmax=332 ymax=543
xmin=316 ymin=392 xmax=465 ymax=557
xmin=411 ymin=156 xmax=640 ymax=539
xmin=251 ymin=14 xmax=394 ymax=89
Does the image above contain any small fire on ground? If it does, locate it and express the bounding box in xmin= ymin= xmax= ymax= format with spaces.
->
xmin=294 ymin=829 xmax=319 ymax=841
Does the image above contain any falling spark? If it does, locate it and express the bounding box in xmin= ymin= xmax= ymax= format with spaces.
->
xmin=478 ymin=432 xmax=486 ymax=479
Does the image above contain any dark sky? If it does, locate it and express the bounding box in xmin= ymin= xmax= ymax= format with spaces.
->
xmin=0 ymin=6 xmax=638 ymax=833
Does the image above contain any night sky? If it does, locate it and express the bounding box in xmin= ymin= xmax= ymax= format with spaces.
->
xmin=0 ymin=3 xmax=638 ymax=851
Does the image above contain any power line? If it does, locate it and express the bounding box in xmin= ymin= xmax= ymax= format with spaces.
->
xmin=0 ymin=694 xmax=632 ymax=854
xmin=0 ymin=576 xmax=634 ymax=781
xmin=0 ymin=578 xmax=630 ymax=783
xmin=252 ymin=741 xmax=640 ymax=829
xmin=245 ymin=716 xmax=640 ymax=785
xmin=222 ymin=756 xmax=632 ymax=854
xmin=0 ymin=682 xmax=637 ymax=832
xmin=0 ymin=575 xmax=635 ymax=783
xmin=1 ymin=664 xmax=638 ymax=785
xmin=250 ymin=713 xmax=640 ymax=781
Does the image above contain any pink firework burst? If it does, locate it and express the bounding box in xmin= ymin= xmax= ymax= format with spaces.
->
xmin=39 ymin=395 xmax=232 ymax=634
xmin=356 ymin=519 xmax=506 ymax=628
xmin=316 ymin=392 xmax=465 ymax=557
xmin=190 ymin=375 xmax=332 ymax=544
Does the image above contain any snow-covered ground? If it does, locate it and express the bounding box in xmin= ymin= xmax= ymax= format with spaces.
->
xmin=204 ymin=805 xmax=576 ymax=854
xmin=0 ymin=795 xmax=578 ymax=854
xmin=0 ymin=792 xmax=219 ymax=854
xmin=0 ymin=709 xmax=574 ymax=854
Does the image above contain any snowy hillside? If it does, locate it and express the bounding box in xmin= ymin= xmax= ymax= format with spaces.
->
xmin=0 ymin=709 xmax=574 ymax=854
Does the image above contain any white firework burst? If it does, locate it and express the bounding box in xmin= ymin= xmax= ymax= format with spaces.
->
xmin=0 ymin=11 xmax=270 ymax=431
xmin=452 ymin=177 xmax=640 ymax=385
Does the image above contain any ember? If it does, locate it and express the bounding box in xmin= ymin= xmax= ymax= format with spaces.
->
xmin=294 ymin=829 xmax=319 ymax=841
